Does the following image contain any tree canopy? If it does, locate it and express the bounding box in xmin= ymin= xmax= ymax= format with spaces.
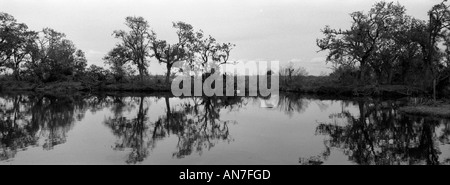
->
xmin=317 ymin=0 xmax=450 ymax=98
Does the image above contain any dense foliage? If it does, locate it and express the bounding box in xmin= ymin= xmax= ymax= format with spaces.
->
xmin=0 ymin=13 xmax=87 ymax=82
xmin=317 ymin=1 xmax=450 ymax=98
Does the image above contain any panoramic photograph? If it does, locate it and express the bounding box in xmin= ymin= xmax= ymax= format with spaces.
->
xmin=1 ymin=0 xmax=450 ymax=168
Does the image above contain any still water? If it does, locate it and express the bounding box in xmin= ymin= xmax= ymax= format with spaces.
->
xmin=0 ymin=93 xmax=449 ymax=165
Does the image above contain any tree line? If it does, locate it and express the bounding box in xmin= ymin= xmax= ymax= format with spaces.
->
xmin=101 ymin=16 xmax=235 ymax=84
xmin=3 ymin=1 xmax=450 ymax=97
xmin=317 ymin=1 xmax=450 ymax=99
xmin=0 ymin=13 xmax=235 ymax=85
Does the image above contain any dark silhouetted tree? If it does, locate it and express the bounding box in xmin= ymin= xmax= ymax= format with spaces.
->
xmin=0 ymin=12 xmax=37 ymax=80
xmin=103 ymin=44 xmax=134 ymax=82
xmin=151 ymin=22 xmax=195 ymax=84
xmin=112 ymin=16 xmax=154 ymax=81
xmin=317 ymin=2 xmax=407 ymax=83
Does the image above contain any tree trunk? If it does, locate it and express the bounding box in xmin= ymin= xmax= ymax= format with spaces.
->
xmin=138 ymin=67 xmax=144 ymax=82
xmin=166 ymin=64 xmax=171 ymax=85
xmin=374 ymin=69 xmax=382 ymax=85
xmin=13 ymin=69 xmax=20 ymax=80
xmin=137 ymin=58 xmax=146 ymax=82
xmin=387 ymin=68 xmax=394 ymax=85
xmin=165 ymin=96 xmax=171 ymax=126
xmin=433 ymin=78 xmax=437 ymax=101
xmin=359 ymin=64 xmax=366 ymax=84
xmin=13 ymin=62 xmax=20 ymax=80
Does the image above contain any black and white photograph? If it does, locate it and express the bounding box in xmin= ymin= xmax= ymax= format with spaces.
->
xmin=1 ymin=0 xmax=450 ymax=174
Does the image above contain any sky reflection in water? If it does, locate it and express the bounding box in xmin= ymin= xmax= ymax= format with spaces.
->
xmin=0 ymin=93 xmax=449 ymax=165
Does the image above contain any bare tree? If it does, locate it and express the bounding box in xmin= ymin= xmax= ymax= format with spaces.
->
xmin=151 ymin=22 xmax=195 ymax=84
xmin=191 ymin=30 xmax=235 ymax=75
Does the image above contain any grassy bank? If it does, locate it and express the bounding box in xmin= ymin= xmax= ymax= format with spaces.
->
xmin=0 ymin=79 xmax=171 ymax=95
xmin=0 ymin=75 xmax=433 ymax=97
xmin=399 ymin=104 xmax=450 ymax=118
xmin=3 ymin=76 xmax=450 ymax=119
xmin=279 ymin=76 xmax=427 ymax=97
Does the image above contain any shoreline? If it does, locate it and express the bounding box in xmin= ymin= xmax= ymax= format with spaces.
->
xmin=2 ymin=80 xmax=449 ymax=119
xmin=399 ymin=104 xmax=450 ymax=118
xmin=0 ymin=80 xmax=429 ymax=97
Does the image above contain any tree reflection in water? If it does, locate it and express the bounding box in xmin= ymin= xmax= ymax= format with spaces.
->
xmin=0 ymin=93 xmax=245 ymax=164
xmin=3 ymin=93 xmax=449 ymax=165
xmin=167 ymin=96 xmax=243 ymax=159
xmin=0 ymin=94 xmax=93 ymax=161
xmin=305 ymin=100 xmax=450 ymax=165
xmin=103 ymin=95 xmax=244 ymax=164
xmin=250 ymin=93 xmax=311 ymax=117
xmin=276 ymin=93 xmax=310 ymax=116
xmin=103 ymin=96 xmax=152 ymax=164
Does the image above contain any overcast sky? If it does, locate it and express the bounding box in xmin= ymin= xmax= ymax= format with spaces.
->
xmin=0 ymin=0 xmax=440 ymax=75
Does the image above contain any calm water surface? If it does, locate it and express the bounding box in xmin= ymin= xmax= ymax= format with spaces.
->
xmin=0 ymin=93 xmax=449 ymax=165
